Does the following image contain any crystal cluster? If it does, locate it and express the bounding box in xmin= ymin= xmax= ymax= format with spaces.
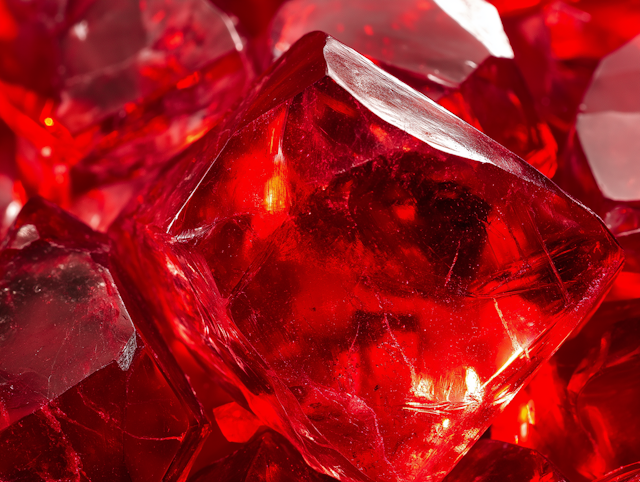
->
xmin=0 ymin=0 xmax=638 ymax=481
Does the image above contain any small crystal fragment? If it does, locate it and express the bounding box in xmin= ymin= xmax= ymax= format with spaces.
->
xmin=0 ymin=198 xmax=207 ymax=480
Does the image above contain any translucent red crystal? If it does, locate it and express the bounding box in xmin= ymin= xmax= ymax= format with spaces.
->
xmin=270 ymin=0 xmax=557 ymax=176
xmin=190 ymin=431 xmax=335 ymax=482
xmin=442 ymin=439 xmax=568 ymax=482
xmin=0 ymin=0 xmax=252 ymax=230
xmin=0 ymin=198 xmax=208 ymax=480
xmin=117 ymin=32 xmax=623 ymax=482
xmin=558 ymin=34 xmax=640 ymax=223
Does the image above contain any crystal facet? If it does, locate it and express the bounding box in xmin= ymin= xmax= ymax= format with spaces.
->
xmin=117 ymin=32 xmax=623 ymax=482
xmin=270 ymin=0 xmax=557 ymax=176
xmin=0 ymin=198 xmax=207 ymax=480
xmin=558 ymin=34 xmax=640 ymax=221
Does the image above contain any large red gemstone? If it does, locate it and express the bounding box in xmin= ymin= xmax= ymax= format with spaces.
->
xmin=443 ymin=439 xmax=568 ymax=482
xmin=270 ymin=0 xmax=557 ymax=176
xmin=115 ymin=32 xmax=623 ymax=482
xmin=0 ymin=198 xmax=208 ymax=480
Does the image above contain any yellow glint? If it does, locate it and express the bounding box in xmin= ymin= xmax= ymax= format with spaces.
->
xmin=264 ymin=173 xmax=288 ymax=214
xmin=44 ymin=117 xmax=54 ymax=126
xmin=464 ymin=367 xmax=483 ymax=400
xmin=527 ymin=400 xmax=536 ymax=425
xmin=442 ymin=418 xmax=450 ymax=429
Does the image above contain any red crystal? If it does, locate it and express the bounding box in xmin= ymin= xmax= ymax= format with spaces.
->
xmin=492 ymin=290 xmax=640 ymax=481
xmin=499 ymin=0 xmax=640 ymax=147
xmin=443 ymin=439 xmax=568 ymax=482
xmin=270 ymin=0 xmax=557 ymax=176
xmin=0 ymin=0 xmax=252 ymax=230
xmin=117 ymin=32 xmax=623 ymax=482
xmin=190 ymin=431 xmax=335 ymax=482
xmin=213 ymin=402 xmax=265 ymax=444
xmin=0 ymin=198 xmax=208 ymax=480
xmin=557 ymin=34 xmax=640 ymax=225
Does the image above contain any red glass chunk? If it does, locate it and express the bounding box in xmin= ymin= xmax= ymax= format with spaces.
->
xmin=270 ymin=0 xmax=557 ymax=176
xmin=558 ymin=34 xmax=640 ymax=225
xmin=190 ymin=431 xmax=335 ymax=482
xmin=0 ymin=198 xmax=207 ymax=480
xmin=499 ymin=0 xmax=640 ymax=147
xmin=121 ymin=32 xmax=623 ymax=482
xmin=442 ymin=439 xmax=568 ymax=482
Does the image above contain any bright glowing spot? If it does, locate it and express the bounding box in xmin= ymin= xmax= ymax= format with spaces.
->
xmin=465 ymin=367 xmax=483 ymax=400
xmin=527 ymin=399 xmax=535 ymax=425
xmin=5 ymin=200 xmax=21 ymax=223
xmin=264 ymin=174 xmax=288 ymax=214
xmin=364 ymin=24 xmax=374 ymax=36
xmin=520 ymin=422 xmax=528 ymax=439
xmin=40 ymin=146 xmax=52 ymax=157
xmin=411 ymin=375 xmax=434 ymax=399
xmin=442 ymin=418 xmax=450 ymax=429
xmin=72 ymin=20 xmax=88 ymax=41
xmin=44 ymin=117 xmax=54 ymax=127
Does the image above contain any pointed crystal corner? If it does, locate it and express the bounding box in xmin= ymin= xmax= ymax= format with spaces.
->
xmin=269 ymin=1 xmax=556 ymax=176
xmin=0 ymin=198 xmax=207 ymax=480
xmin=123 ymin=32 xmax=623 ymax=482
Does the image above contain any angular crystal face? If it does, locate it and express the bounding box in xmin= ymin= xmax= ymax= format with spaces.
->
xmin=555 ymin=34 xmax=640 ymax=235
xmin=443 ymin=440 xmax=568 ymax=482
xmin=122 ymin=32 xmax=626 ymax=482
xmin=576 ymin=34 xmax=640 ymax=202
xmin=271 ymin=0 xmax=513 ymax=87
xmin=270 ymin=0 xmax=556 ymax=176
xmin=0 ymin=198 xmax=206 ymax=480
xmin=190 ymin=431 xmax=336 ymax=482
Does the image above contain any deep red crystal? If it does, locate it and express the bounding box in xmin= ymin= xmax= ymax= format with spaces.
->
xmin=0 ymin=198 xmax=208 ymax=480
xmin=190 ymin=431 xmax=335 ymax=482
xmin=492 ymin=287 xmax=640 ymax=481
xmin=557 ymin=34 xmax=640 ymax=225
xmin=442 ymin=439 xmax=568 ymax=482
xmin=596 ymin=464 xmax=640 ymax=482
xmin=116 ymin=32 xmax=623 ymax=482
xmin=270 ymin=0 xmax=557 ymax=176
xmin=499 ymin=0 xmax=640 ymax=149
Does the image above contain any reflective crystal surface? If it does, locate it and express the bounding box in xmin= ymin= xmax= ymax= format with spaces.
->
xmin=596 ymin=464 xmax=640 ymax=482
xmin=117 ymin=32 xmax=623 ymax=482
xmin=559 ymin=34 xmax=640 ymax=221
xmin=0 ymin=198 xmax=207 ymax=480
xmin=270 ymin=0 xmax=557 ymax=176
